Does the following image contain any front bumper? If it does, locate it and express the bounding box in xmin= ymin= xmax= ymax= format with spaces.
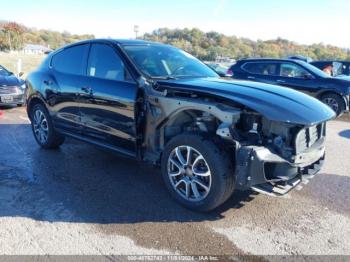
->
xmin=345 ymin=95 xmax=350 ymax=111
xmin=0 ymin=93 xmax=25 ymax=106
xmin=235 ymin=138 xmax=325 ymax=196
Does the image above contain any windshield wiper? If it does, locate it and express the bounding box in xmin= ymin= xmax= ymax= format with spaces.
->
xmin=151 ymin=75 xmax=209 ymax=80
xmin=170 ymin=75 xmax=206 ymax=78
xmin=151 ymin=76 xmax=178 ymax=80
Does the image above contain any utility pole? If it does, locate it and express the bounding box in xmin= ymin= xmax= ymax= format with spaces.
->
xmin=7 ymin=31 xmax=12 ymax=51
xmin=134 ymin=25 xmax=139 ymax=39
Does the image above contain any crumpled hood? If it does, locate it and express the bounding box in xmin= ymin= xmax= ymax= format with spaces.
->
xmin=0 ymin=75 xmax=23 ymax=87
xmin=157 ymin=77 xmax=335 ymax=126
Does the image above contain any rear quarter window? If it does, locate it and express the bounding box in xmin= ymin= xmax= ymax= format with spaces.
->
xmin=51 ymin=44 xmax=89 ymax=75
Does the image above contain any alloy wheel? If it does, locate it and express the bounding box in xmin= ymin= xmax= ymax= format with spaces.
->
xmin=323 ymin=97 xmax=339 ymax=113
xmin=167 ymin=145 xmax=212 ymax=202
xmin=33 ymin=109 xmax=49 ymax=144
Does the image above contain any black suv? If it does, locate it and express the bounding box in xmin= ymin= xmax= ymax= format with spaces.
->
xmin=26 ymin=40 xmax=335 ymax=211
xmin=229 ymin=58 xmax=350 ymax=115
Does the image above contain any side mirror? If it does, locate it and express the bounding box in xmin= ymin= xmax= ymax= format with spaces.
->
xmin=303 ymin=74 xmax=314 ymax=80
xmin=19 ymin=72 xmax=24 ymax=78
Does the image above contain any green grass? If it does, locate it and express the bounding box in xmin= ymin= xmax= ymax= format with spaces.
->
xmin=0 ymin=52 xmax=45 ymax=78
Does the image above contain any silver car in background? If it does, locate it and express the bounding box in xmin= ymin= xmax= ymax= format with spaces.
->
xmin=0 ymin=65 xmax=25 ymax=106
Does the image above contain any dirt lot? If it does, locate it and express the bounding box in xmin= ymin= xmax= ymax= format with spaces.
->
xmin=0 ymin=106 xmax=349 ymax=257
xmin=0 ymin=52 xmax=45 ymax=77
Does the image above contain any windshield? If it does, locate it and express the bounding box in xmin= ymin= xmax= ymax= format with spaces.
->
xmin=122 ymin=44 xmax=218 ymax=79
xmin=298 ymin=61 xmax=330 ymax=78
xmin=332 ymin=62 xmax=345 ymax=76
xmin=0 ymin=65 xmax=11 ymax=77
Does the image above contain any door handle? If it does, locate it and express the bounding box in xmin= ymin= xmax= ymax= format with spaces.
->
xmin=277 ymin=79 xmax=286 ymax=83
xmin=43 ymin=80 xmax=53 ymax=85
xmin=81 ymin=86 xmax=93 ymax=95
xmin=247 ymin=76 xmax=255 ymax=79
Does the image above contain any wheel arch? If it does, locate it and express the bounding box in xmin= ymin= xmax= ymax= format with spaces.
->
xmin=160 ymin=108 xmax=221 ymax=140
xmin=317 ymin=90 xmax=343 ymax=100
xmin=27 ymin=95 xmax=47 ymax=120
xmin=143 ymin=95 xmax=241 ymax=164
xmin=158 ymin=102 xmax=240 ymax=146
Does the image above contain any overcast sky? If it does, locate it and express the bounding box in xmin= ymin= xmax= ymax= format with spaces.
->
xmin=1 ymin=0 xmax=349 ymax=48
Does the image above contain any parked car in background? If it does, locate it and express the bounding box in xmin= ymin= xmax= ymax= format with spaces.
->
xmin=26 ymin=39 xmax=335 ymax=211
xmin=229 ymin=58 xmax=350 ymax=116
xmin=310 ymin=61 xmax=350 ymax=77
xmin=0 ymin=65 xmax=25 ymax=106
xmin=206 ymin=62 xmax=230 ymax=76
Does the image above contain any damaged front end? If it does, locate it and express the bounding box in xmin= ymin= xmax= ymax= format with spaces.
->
xmin=143 ymin=77 xmax=335 ymax=197
xmin=228 ymin=113 xmax=327 ymax=196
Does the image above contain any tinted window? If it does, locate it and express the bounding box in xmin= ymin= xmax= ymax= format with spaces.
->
xmin=279 ymin=63 xmax=312 ymax=78
xmin=87 ymin=44 xmax=131 ymax=81
xmin=51 ymin=44 xmax=89 ymax=75
xmin=242 ymin=62 xmax=277 ymax=75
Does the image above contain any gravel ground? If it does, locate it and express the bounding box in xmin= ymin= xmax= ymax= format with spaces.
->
xmin=0 ymin=106 xmax=349 ymax=257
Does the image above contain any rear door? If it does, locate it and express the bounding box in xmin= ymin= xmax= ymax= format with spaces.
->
xmin=47 ymin=44 xmax=90 ymax=133
xmin=78 ymin=43 xmax=138 ymax=155
xmin=240 ymin=62 xmax=279 ymax=84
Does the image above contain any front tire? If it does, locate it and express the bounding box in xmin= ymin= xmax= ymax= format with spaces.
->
xmin=161 ymin=133 xmax=235 ymax=212
xmin=321 ymin=93 xmax=345 ymax=116
xmin=30 ymin=103 xmax=65 ymax=149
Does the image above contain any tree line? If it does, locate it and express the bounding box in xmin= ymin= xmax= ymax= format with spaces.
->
xmin=0 ymin=21 xmax=94 ymax=51
xmin=1 ymin=21 xmax=349 ymax=61
xmin=143 ymin=28 xmax=350 ymax=61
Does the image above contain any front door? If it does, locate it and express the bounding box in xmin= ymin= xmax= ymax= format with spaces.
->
xmin=78 ymin=43 xmax=138 ymax=154
xmin=273 ymin=62 xmax=318 ymax=96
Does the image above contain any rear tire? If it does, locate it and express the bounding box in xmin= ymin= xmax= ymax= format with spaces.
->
xmin=321 ymin=93 xmax=345 ymax=116
xmin=161 ymin=133 xmax=235 ymax=212
xmin=30 ymin=103 xmax=65 ymax=149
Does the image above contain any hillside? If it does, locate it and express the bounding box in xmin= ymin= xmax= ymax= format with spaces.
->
xmin=143 ymin=28 xmax=350 ymax=61
xmin=0 ymin=21 xmax=94 ymax=51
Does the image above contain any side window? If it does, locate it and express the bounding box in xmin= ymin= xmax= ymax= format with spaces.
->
xmin=279 ymin=63 xmax=312 ymax=78
xmin=242 ymin=62 xmax=277 ymax=75
xmin=51 ymin=44 xmax=89 ymax=75
xmin=87 ymin=44 xmax=132 ymax=81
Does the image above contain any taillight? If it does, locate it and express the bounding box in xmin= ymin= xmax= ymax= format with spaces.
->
xmin=226 ymin=69 xmax=234 ymax=77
